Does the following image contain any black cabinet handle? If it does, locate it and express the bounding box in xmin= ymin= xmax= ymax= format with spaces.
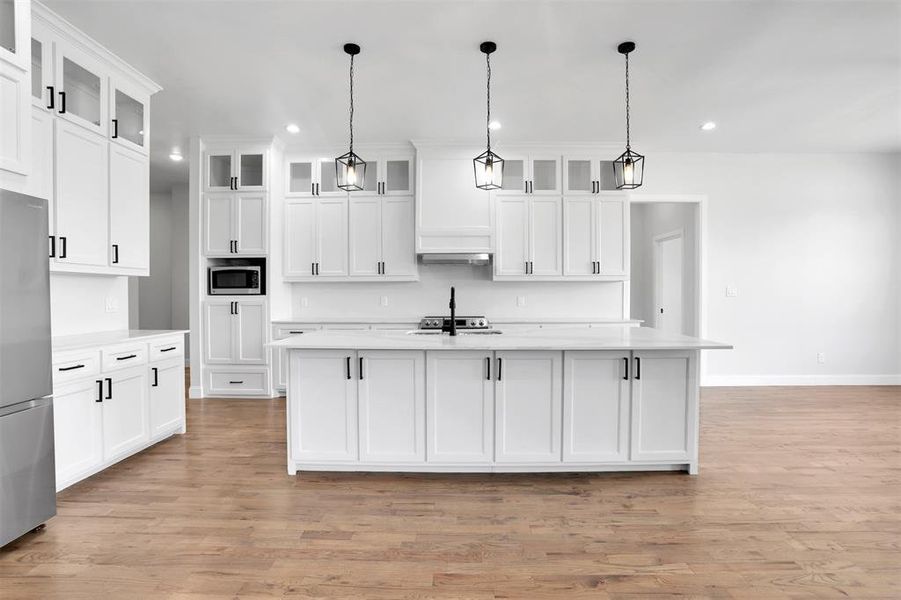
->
xmin=345 ymin=356 xmax=351 ymax=380
xmin=59 ymin=236 xmax=67 ymax=259
xmin=58 ymin=91 xmax=66 ymax=114
xmin=524 ymin=181 xmax=528 ymax=193
xmin=486 ymin=356 xmax=491 ymax=380
xmin=529 ymin=181 xmax=533 ymax=194
xmin=229 ymin=380 xmax=243 ymax=384
xmin=105 ymin=377 xmax=112 ymax=399
xmin=112 ymin=244 xmax=119 ymax=264
xmin=311 ymin=183 xmax=315 ymax=195
xmin=315 ymin=263 xmax=320 ymax=275
xmin=152 ymin=367 xmax=159 ymax=387
xmin=623 ymin=357 xmax=629 ymax=380
xmin=112 ymin=118 xmax=118 ymax=138
xmin=233 ymin=240 xmax=238 ymax=253
xmin=497 ymin=357 xmax=503 ymax=381
xmin=58 ymin=364 xmax=85 ymax=372
xmin=160 ymin=346 xmax=177 ymax=352
xmin=311 ymin=262 xmax=315 ymax=276
xmin=234 ymin=301 xmax=239 ymax=315
xmin=46 ymin=86 xmax=54 ymax=110
xmin=116 ymin=354 xmax=137 ymax=361
xmin=381 ymin=261 xmax=385 ymax=275
xmin=359 ymin=356 xmax=364 ymax=380
xmin=634 ymin=356 xmax=641 ymax=380
xmin=49 ymin=236 xmax=55 ymax=258
xmin=288 ymin=331 xmax=304 ymax=334
xmin=96 ymin=379 xmax=103 ymax=403
xmin=315 ymin=183 xmax=320 ymax=196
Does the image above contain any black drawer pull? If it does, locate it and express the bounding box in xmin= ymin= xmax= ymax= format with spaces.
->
xmin=116 ymin=354 xmax=137 ymax=361
xmin=229 ymin=380 xmax=243 ymax=384
xmin=160 ymin=346 xmax=177 ymax=352
xmin=58 ymin=364 xmax=85 ymax=372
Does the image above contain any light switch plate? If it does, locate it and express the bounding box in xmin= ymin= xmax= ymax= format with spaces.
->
xmin=301 ymin=297 xmax=309 ymax=308
xmin=105 ymin=296 xmax=119 ymax=313
xmin=725 ymin=286 xmax=738 ymax=297
xmin=380 ymin=296 xmax=389 ymax=307
xmin=516 ymin=296 xmax=526 ymax=307
xmin=817 ymin=352 xmax=825 ymax=364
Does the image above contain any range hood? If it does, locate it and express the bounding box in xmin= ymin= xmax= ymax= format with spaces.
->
xmin=419 ymin=253 xmax=491 ymax=266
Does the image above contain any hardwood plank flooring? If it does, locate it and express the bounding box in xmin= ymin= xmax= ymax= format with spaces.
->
xmin=1 ymin=385 xmax=899 ymax=598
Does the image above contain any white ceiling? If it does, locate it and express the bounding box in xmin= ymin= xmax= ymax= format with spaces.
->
xmin=46 ymin=0 xmax=901 ymax=193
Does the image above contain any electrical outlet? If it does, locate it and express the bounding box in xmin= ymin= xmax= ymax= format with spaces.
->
xmin=105 ymin=296 xmax=119 ymax=313
xmin=301 ymin=297 xmax=309 ymax=308
xmin=516 ymin=296 xmax=526 ymax=307
xmin=380 ymin=296 xmax=389 ymax=307
xmin=817 ymin=352 xmax=826 ymax=364
xmin=726 ymin=286 xmax=738 ymax=298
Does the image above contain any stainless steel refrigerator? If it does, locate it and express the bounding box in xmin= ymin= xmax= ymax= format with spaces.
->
xmin=0 ymin=189 xmax=56 ymax=547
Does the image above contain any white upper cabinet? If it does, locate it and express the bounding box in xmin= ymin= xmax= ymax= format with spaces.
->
xmin=205 ymin=146 xmax=267 ymax=191
xmin=496 ymin=154 xmax=561 ymax=196
xmin=563 ymin=156 xmax=619 ymax=194
xmin=110 ymin=76 xmax=149 ymax=154
xmin=29 ymin=23 xmax=51 ymax=110
xmin=494 ymin=196 xmax=562 ymax=279
xmin=283 ymin=197 xmax=348 ymax=279
xmin=563 ymin=193 xmax=629 ymax=279
xmin=54 ymin=39 xmax=107 ymax=137
xmin=202 ymin=192 xmax=268 ymax=256
xmin=0 ymin=0 xmax=30 ymax=176
xmin=494 ymin=196 xmax=528 ymax=277
xmin=0 ymin=0 xmax=29 ymax=70
xmin=109 ymin=144 xmax=149 ymax=272
xmin=348 ymin=195 xmax=417 ymax=280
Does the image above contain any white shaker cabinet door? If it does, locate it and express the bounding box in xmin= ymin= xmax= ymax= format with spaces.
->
xmin=54 ymin=119 xmax=109 ymax=268
xmin=358 ymin=351 xmax=425 ymax=463
xmin=380 ymin=196 xmax=416 ymax=278
xmin=597 ymin=195 xmax=629 ymax=276
xmin=563 ymin=351 xmax=630 ymax=462
xmin=53 ymin=377 xmax=103 ymax=490
xmin=204 ymin=301 xmax=236 ymax=364
xmin=528 ymin=197 xmax=562 ymax=276
xmin=630 ymin=351 xmax=696 ymax=462
xmin=202 ymin=193 xmax=234 ymax=256
xmin=235 ymin=193 xmax=266 ymax=255
xmin=24 ymin=106 xmax=53 ymax=201
xmin=101 ymin=366 xmax=150 ymax=463
xmin=284 ymin=199 xmax=316 ymax=278
xmin=426 ymin=351 xmax=494 ymax=464
xmin=316 ymin=197 xmax=348 ymax=277
xmin=348 ymin=196 xmax=381 ymax=276
xmin=235 ymin=299 xmax=267 ymax=364
xmin=494 ymin=351 xmax=562 ymax=463
xmin=563 ymin=197 xmax=595 ymax=276
xmin=0 ymin=60 xmax=30 ymax=176
xmin=494 ymin=196 xmax=528 ymax=277
xmin=109 ymin=144 xmax=149 ymax=271
xmin=150 ymin=358 xmax=185 ymax=439
xmin=290 ymin=350 xmax=358 ymax=462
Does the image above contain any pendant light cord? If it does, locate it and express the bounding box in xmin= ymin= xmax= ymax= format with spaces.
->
xmin=349 ymin=53 xmax=355 ymax=153
xmin=624 ymin=52 xmax=630 ymax=151
xmin=486 ymin=52 xmax=492 ymax=151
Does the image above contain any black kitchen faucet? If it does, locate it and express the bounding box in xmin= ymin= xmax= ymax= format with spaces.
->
xmin=443 ymin=286 xmax=457 ymax=336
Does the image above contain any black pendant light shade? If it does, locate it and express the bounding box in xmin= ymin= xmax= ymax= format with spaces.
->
xmin=336 ymin=43 xmax=366 ymax=192
xmin=474 ymin=41 xmax=503 ymax=190
xmin=612 ymin=41 xmax=644 ymax=190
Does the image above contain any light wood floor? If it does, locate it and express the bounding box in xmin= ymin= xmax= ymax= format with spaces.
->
xmin=1 ymin=385 xmax=899 ymax=599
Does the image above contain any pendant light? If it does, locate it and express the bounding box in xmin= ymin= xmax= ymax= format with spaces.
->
xmin=612 ymin=41 xmax=644 ymax=190
xmin=473 ymin=41 xmax=504 ymax=190
xmin=336 ymin=43 xmax=366 ymax=192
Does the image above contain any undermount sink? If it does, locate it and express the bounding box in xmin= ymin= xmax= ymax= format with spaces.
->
xmin=406 ymin=330 xmax=503 ymax=335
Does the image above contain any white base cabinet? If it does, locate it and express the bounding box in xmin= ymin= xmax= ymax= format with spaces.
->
xmin=287 ymin=348 xmax=699 ymax=474
xmin=52 ymin=333 xmax=186 ymax=491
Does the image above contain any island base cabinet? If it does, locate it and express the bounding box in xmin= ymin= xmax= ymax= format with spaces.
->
xmin=426 ymin=351 xmax=494 ymax=464
xmin=563 ymin=351 xmax=630 ymax=462
xmin=101 ymin=366 xmax=150 ymax=463
xmin=289 ymin=350 xmax=358 ymax=467
xmin=494 ymin=351 xmax=562 ymax=463
xmin=150 ymin=358 xmax=186 ymax=439
xmin=358 ymin=351 xmax=425 ymax=463
xmin=630 ymin=351 xmax=697 ymax=465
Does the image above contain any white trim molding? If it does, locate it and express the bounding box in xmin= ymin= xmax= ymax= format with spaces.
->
xmin=703 ymin=374 xmax=901 ymax=387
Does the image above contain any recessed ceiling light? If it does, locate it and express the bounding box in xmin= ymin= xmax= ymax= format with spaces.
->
xmin=700 ymin=121 xmax=717 ymax=131
xmin=285 ymin=123 xmax=300 ymax=134
xmin=169 ymin=151 xmax=183 ymax=162
xmin=488 ymin=120 xmax=502 ymax=131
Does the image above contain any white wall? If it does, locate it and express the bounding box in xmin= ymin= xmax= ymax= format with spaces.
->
xmin=630 ymin=203 xmax=698 ymax=335
xmin=635 ymin=152 xmax=900 ymax=384
xmin=50 ymin=273 xmax=129 ymax=336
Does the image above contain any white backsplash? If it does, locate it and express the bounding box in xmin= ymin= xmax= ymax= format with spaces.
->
xmin=50 ymin=273 xmax=130 ymax=337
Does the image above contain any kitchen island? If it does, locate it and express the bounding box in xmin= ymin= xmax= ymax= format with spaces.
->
xmin=271 ymin=327 xmax=731 ymax=475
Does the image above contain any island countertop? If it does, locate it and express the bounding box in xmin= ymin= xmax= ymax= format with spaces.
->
xmin=270 ymin=325 xmax=731 ymax=351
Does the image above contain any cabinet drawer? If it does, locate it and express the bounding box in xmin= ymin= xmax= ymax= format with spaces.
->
xmin=274 ymin=325 xmax=320 ymax=339
xmin=53 ymin=350 xmax=101 ymax=384
xmin=101 ymin=344 xmax=148 ymax=372
xmin=206 ymin=369 xmax=269 ymax=396
xmin=149 ymin=338 xmax=184 ymax=362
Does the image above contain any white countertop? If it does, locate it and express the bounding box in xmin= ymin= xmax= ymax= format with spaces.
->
xmin=270 ymin=326 xmax=730 ymax=351
xmin=53 ymin=330 xmax=188 ymax=352
xmin=271 ymin=317 xmax=641 ymax=325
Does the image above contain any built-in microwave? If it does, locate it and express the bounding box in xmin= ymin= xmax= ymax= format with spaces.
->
xmin=209 ymin=266 xmax=262 ymax=295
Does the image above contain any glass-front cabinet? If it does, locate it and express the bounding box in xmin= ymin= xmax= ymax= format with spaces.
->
xmin=284 ymin=152 xmax=413 ymax=197
xmin=496 ymin=154 xmax=561 ymax=196
xmin=378 ymin=156 xmax=413 ymax=195
xmin=0 ymin=0 xmax=28 ymax=68
xmin=110 ymin=78 xmax=149 ymax=153
xmin=563 ymin=156 xmax=619 ymax=195
xmin=204 ymin=148 xmax=267 ymax=191
xmin=54 ymin=40 xmax=108 ymax=136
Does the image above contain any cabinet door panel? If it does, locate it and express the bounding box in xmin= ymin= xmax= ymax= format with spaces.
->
xmin=495 ymin=351 xmax=562 ymax=462
xmin=495 ymin=197 xmax=528 ymax=276
xmin=235 ymin=193 xmax=266 ymax=255
xmin=205 ymin=151 xmax=233 ymax=191
xmin=358 ymin=351 xmax=425 ymax=462
xmin=111 ymin=86 xmax=147 ymax=152
xmin=150 ymin=359 xmax=185 ymax=438
xmin=290 ymin=351 xmax=358 ymax=461
xmin=53 ymin=378 xmax=103 ymax=489
xmin=109 ymin=145 xmax=149 ymax=270
xmin=563 ymin=351 xmax=630 ymax=462
xmin=54 ymin=120 xmax=108 ymax=268
xmin=56 ymin=43 xmax=107 ymax=137
xmin=630 ymin=351 xmax=696 ymax=462
xmin=237 ymin=150 xmax=265 ymax=190
xmin=563 ymin=157 xmax=594 ymax=195
xmin=426 ymin=351 xmax=493 ymax=463
xmin=382 ymin=157 xmax=413 ymax=195
xmin=0 ymin=60 xmax=29 ymax=175
xmin=598 ymin=196 xmax=628 ymax=276
xmin=316 ymin=198 xmax=348 ymax=276
xmin=24 ymin=106 xmax=53 ymax=201
xmin=529 ymin=157 xmax=560 ymax=194
xmin=348 ymin=196 xmax=380 ymax=276
xmin=380 ymin=196 xmax=416 ymax=277
xmin=102 ymin=367 xmax=150 ymax=462
xmin=235 ymin=300 xmax=266 ymax=364
xmin=529 ymin=197 xmax=562 ymax=276
xmin=284 ymin=200 xmax=316 ymax=277
xmin=564 ymin=197 xmax=595 ymax=276
xmin=204 ymin=302 xmax=235 ymax=363
xmin=286 ymin=158 xmax=315 ymax=196
xmin=202 ymin=193 xmax=234 ymax=256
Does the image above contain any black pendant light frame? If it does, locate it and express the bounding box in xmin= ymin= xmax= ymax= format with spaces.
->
xmin=612 ymin=41 xmax=645 ymax=190
xmin=473 ymin=41 xmax=504 ymax=191
xmin=336 ymin=42 xmax=367 ymax=192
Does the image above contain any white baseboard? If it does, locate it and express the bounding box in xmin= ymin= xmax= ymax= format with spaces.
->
xmin=702 ymin=374 xmax=901 ymax=387
xmin=188 ymin=385 xmax=204 ymax=399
